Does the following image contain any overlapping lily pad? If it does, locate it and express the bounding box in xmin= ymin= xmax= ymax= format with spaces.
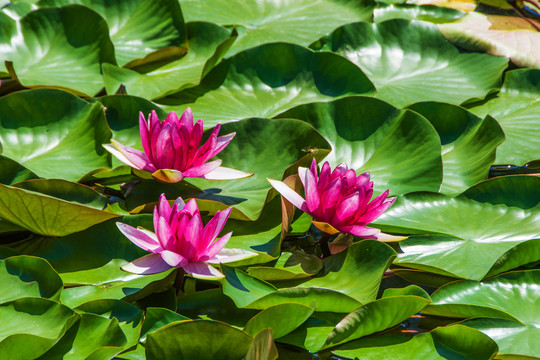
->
xmin=103 ymin=22 xmax=236 ymax=100
xmin=374 ymin=176 xmax=540 ymax=280
xmin=0 ymin=89 xmax=111 ymax=181
xmin=466 ymin=69 xmax=540 ymax=164
xmin=179 ymin=0 xmax=375 ymax=56
xmin=37 ymin=0 xmax=187 ymax=67
xmin=406 ymin=102 xmax=504 ymax=194
xmin=314 ymin=19 xmax=508 ymax=107
xmin=275 ymin=96 xmax=443 ymax=195
xmin=158 ymin=43 xmax=375 ymax=127
xmin=0 ymin=5 xmax=115 ymax=96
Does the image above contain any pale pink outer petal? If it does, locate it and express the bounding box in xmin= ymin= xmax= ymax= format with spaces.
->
xmin=338 ymin=224 xmax=381 ymax=237
xmin=206 ymin=248 xmax=258 ymax=264
xmin=202 ymin=166 xmax=253 ymax=180
xmin=182 ymin=159 xmax=222 ymax=178
xmin=183 ymin=261 xmax=225 ymax=279
xmin=103 ymin=142 xmax=155 ymax=172
xmin=160 ymin=250 xmax=189 ymax=268
xmin=121 ymin=253 xmax=172 ymax=274
xmin=267 ymin=178 xmax=309 ymax=213
xmin=111 ymin=139 xmax=156 ymax=171
xmin=116 ymin=223 xmax=162 ymax=253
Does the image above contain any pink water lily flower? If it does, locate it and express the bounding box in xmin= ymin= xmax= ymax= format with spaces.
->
xmin=268 ymin=159 xmax=395 ymax=238
xmin=103 ymin=108 xmax=252 ymax=183
xmin=118 ymin=194 xmax=256 ymax=279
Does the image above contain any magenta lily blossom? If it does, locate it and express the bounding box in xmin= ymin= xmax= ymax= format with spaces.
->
xmin=268 ymin=159 xmax=396 ymax=238
xmin=118 ymin=194 xmax=256 ymax=279
xmin=103 ymin=108 xmax=252 ymax=183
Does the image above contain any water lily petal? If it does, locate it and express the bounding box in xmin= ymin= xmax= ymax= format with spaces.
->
xmin=211 ymin=132 xmax=235 ymax=158
xmin=206 ymin=248 xmax=258 ymax=264
xmin=152 ymin=169 xmax=184 ymax=183
xmin=139 ymin=112 xmax=152 ymax=158
xmin=303 ymin=166 xmax=321 ymax=214
xmin=161 ymin=250 xmax=188 ymax=268
xmin=199 ymin=232 xmax=232 ymax=261
xmin=338 ymin=224 xmax=381 ymax=237
xmin=183 ymin=261 xmax=225 ymax=280
xmin=357 ymin=197 xmax=396 ymax=224
xmin=179 ymin=107 xmax=193 ymax=132
xmin=116 ymin=223 xmax=161 ymax=253
xmin=157 ymin=216 xmax=174 ymax=249
xmin=183 ymin=159 xmax=222 ymax=178
xmin=200 ymin=207 xmax=232 ymax=252
xmin=202 ymin=166 xmax=253 ymax=180
xmin=267 ymin=178 xmax=309 ymax=213
xmin=121 ymin=253 xmax=171 ymax=274
xmin=104 ymin=140 xmax=155 ymax=172
xmin=335 ymin=192 xmax=360 ymax=223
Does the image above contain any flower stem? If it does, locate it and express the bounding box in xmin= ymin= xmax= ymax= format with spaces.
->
xmin=173 ymin=268 xmax=186 ymax=298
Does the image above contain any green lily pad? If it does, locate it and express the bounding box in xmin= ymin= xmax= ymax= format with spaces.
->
xmin=146 ymin=320 xmax=252 ymax=360
xmin=0 ymin=5 xmax=115 ymax=96
xmin=374 ymin=183 xmax=540 ymax=280
xmin=244 ymin=303 xmax=315 ymax=338
xmin=38 ymin=0 xmax=187 ymax=67
xmin=466 ymin=69 xmax=540 ymax=164
xmin=438 ymin=12 xmax=540 ymax=70
xmin=0 ymin=156 xmax=38 ymax=185
xmin=0 ymin=255 xmax=63 ymax=303
xmin=425 ymin=270 xmax=540 ymax=324
xmin=76 ymin=299 xmax=143 ymax=350
xmin=374 ymin=3 xmax=465 ymax=23
xmin=314 ymin=19 xmax=507 ymax=107
xmin=461 ymin=318 xmax=540 ymax=359
xmin=275 ymin=96 xmax=443 ymax=195
xmin=140 ymin=307 xmax=189 ymax=342
xmin=60 ymin=268 xmax=175 ymax=308
xmin=332 ymin=324 xmax=498 ymax=360
xmin=0 ymin=298 xmax=78 ymax=359
xmin=0 ymin=89 xmax=112 ymax=181
xmin=103 ymin=22 xmax=236 ymax=100
xmin=180 ymin=0 xmax=375 ymax=56
xmin=37 ymin=312 xmax=128 ymax=360
xmin=325 ymin=287 xmax=431 ymax=347
xmin=406 ymin=102 xmax=505 ymax=194
xmin=158 ymin=43 xmax=375 ymax=127
xmin=0 ymin=183 xmax=119 ymax=237
xmin=246 ymin=251 xmax=323 ymax=281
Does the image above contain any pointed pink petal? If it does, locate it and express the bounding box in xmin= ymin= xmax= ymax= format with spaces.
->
xmin=206 ymin=248 xmax=258 ymax=264
xmin=209 ymin=132 xmax=235 ymax=158
xmin=183 ymin=198 xmax=199 ymax=216
xmin=165 ymin=111 xmax=179 ymax=126
xmin=202 ymin=166 xmax=253 ymax=180
xmin=117 ymin=223 xmax=162 ymax=253
xmin=338 ymin=224 xmax=381 ymax=237
xmin=200 ymin=207 xmax=232 ymax=253
xmin=318 ymin=161 xmax=331 ymax=190
xmin=157 ymin=193 xmax=171 ymax=219
xmin=335 ymin=192 xmax=360 ymax=223
xmin=183 ymin=261 xmax=224 ymax=280
xmin=182 ymin=212 xmax=203 ymax=259
xmin=121 ymin=253 xmax=171 ymax=274
xmin=309 ymin=158 xmax=318 ymax=175
xmin=160 ymin=250 xmax=188 ymax=268
xmin=154 ymin=124 xmax=175 ymax=169
xmin=357 ymin=197 xmax=396 ymax=224
xmin=193 ymin=126 xmax=218 ymax=165
xmin=139 ymin=112 xmax=152 ymax=158
xmin=104 ymin=141 xmax=155 ymax=172
xmin=183 ymin=160 xmax=222 ymax=178
xmin=157 ymin=216 xmax=174 ymax=249
xmin=320 ymin=177 xmax=341 ymax=217
xmin=179 ymin=108 xmax=194 ymax=132
xmin=267 ymin=178 xmax=309 ymax=213
xmin=173 ymin=197 xmax=186 ymax=212
xmin=302 ymin=166 xmax=320 ymax=214
xmin=356 ymin=172 xmax=370 ymax=187
xmin=198 ymin=232 xmax=231 ymax=261
xmin=152 ymin=169 xmax=184 ymax=183
xmin=189 ymin=119 xmax=204 ymax=151
xmin=368 ymin=189 xmax=390 ymax=209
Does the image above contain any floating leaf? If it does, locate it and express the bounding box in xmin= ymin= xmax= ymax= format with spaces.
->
xmin=244 ymin=303 xmax=314 ymax=338
xmin=314 ymin=19 xmax=507 ymax=107
xmin=0 ymin=255 xmax=63 ymax=303
xmin=0 ymin=89 xmax=111 ymax=181
xmin=245 ymin=329 xmax=278 ymax=360
xmin=0 ymin=6 xmax=115 ymax=96
xmin=374 ymin=3 xmax=465 ymax=23
xmin=466 ymin=69 xmax=540 ymax=164
xmin=146 ymin=320 xmax=252 ymax=360
xmin=180 ymin=0 xmax=375 ymax=56
xmin=140 ymin=307 xmax=189 ymax=342
xmin=439 ymin=12 xmax=540 ymax=69
xmin=406 ymin=102 xmax=504 ymax=194
xmin=158 ymin=43 xmax=375 ymax=127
